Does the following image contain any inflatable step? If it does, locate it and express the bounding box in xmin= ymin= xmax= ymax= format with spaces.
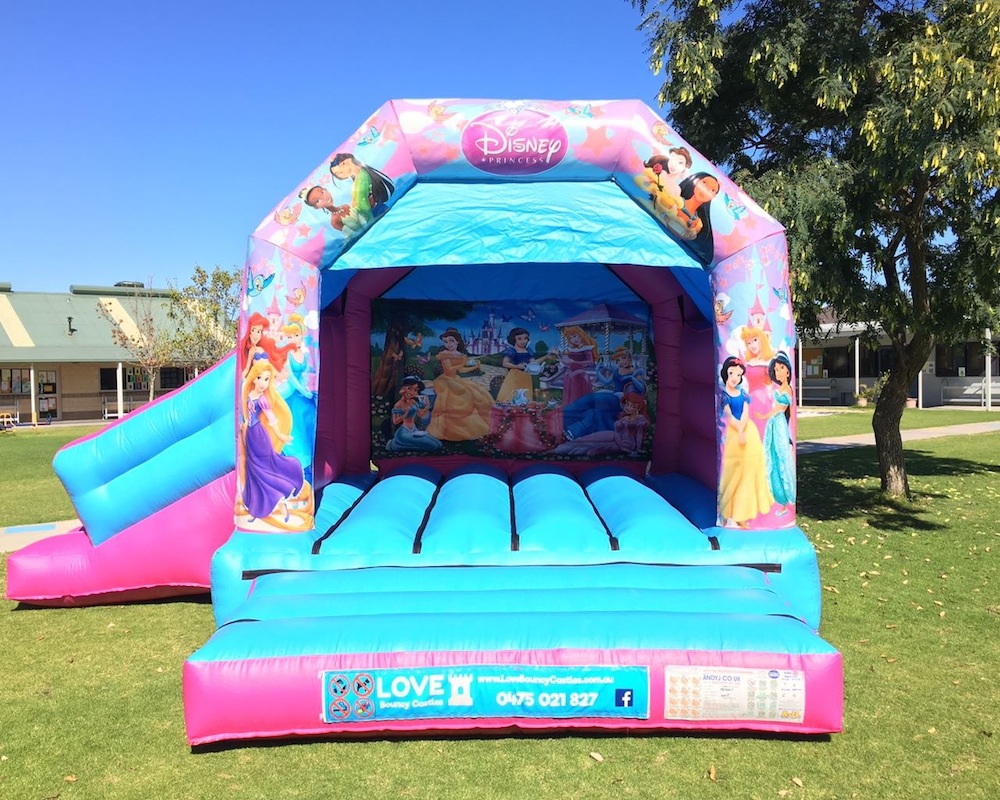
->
xmin=184 ymin=576 xmax=842 ymax=745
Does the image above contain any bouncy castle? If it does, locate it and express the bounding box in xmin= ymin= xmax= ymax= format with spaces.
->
xmin=7 ymin=99 xmax=843 ymax=745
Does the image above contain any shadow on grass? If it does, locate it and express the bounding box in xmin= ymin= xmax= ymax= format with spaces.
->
xmin=798 ymin=446 xmax=1000 ymax=531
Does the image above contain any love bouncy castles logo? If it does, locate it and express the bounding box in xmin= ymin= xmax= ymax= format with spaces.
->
xmin=461 ymin=107 xmax=568 ymax=176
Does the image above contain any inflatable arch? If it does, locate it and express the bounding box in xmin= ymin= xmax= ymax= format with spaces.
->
xmin=7 ymin=100 xmax=842 ymax=744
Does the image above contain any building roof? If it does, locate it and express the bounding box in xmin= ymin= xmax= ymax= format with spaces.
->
xmin=0 ymin=283 xmax=174 ymax=364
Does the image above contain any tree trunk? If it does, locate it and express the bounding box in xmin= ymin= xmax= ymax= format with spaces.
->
xmin=871 ymin=371 xmax=911 ymax=497
xmin=371 ymin=323 xmax=406 ymax=399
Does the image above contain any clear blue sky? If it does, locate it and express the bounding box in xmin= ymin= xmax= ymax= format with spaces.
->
xmin=0 ymin=1 xmax=666 ymax=294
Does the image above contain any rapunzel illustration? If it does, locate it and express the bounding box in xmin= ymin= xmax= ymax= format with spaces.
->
xmin=425 ymin=327 xmax=494 ymax=441
xmin=718 ymin=356 xmax=773 ymax=527
xmin=553 ymin=325 xmax=598 ymax=405
xmin=239 ymin=358 xmax=308 ymax=526
xmin=758 ymin=352 xmax=796 ymax=515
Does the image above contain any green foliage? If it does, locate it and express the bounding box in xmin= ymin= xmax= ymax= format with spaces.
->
xmin=167 ymin=265 xmax=241 ymax=369
xmin=632 ymin=0 xmax=1000 ymax=494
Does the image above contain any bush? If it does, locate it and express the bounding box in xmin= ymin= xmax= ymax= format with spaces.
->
xmin=856 ymin=374 xmax=889 ymax=405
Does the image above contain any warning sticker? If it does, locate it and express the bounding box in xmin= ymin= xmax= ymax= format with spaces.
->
xmin=663 ymin=666 xmax=805 ymax=724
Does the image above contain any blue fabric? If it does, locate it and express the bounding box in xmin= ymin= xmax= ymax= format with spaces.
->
xmin=53 ymin=355 xmax=237 ymax=544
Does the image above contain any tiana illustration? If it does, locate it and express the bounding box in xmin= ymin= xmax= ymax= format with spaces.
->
xmin=386 ymin=376 xmax=442 ymax=452
xmin=758 ymin=352 xmax=796 ymax=515
xmin=718 ymin=356 xmax=772 ymax=528
xmin=425 ymin=327 xmax=495 ymax=441
xmin=328 ymin=153 xmax=395 ymax=234
xmin=298 ymin=185 xmax=352 ymax=231
xmin=240 ymin=358 xmax=308 ymax=526
xmin=497 ymin=327 xmax=543 ymax=404
xmin=552 ymin=325 xmax=599 ymax=405
xmin=278 ymin=313 xmax=316 ymax=472
xmin=240 ymin=311 xmax=295 ymax=380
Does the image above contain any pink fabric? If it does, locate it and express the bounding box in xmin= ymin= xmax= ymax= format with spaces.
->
xmin=6 ymin=472 xmax=237 ymax=605
xmin=184 ymin=647 xmax=842 ymax=745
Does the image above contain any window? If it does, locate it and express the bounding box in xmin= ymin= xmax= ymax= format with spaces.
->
xmin=0 ymin=368 xmax=31 ymax=394
xmin=822 ymin=347 xmax=853 ymax=378
xmin=936 ymin=343 xmax=985 ymax=377
xmin=159 ymin=367 xmax=189 ymax=390
xmin=99 ymin=368 xmax=117 ymax=391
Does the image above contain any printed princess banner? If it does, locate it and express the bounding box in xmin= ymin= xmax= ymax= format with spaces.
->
xmin=370 ymin=298 xmax=656 ymax=462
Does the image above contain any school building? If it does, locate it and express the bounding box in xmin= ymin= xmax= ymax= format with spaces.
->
xmin=798 ymin=316 xmax=998 ymax=409
xmin=0 ymin=282 xmax=194 ymax=425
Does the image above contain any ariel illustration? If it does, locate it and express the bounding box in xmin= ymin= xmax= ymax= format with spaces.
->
xmin=297 ymin=185 xmax=352 ymax=231
xmin=239 ymin=357 xmax=309 ymax=527
xmin=240 ymin=311 xmax=296 ymax=380
xmin=717 ymin=356 xmax=772 ymax=528
xmin=278 ymin=313 xmax=316 ymax=471
xmin=328 ymin=153 xmax=395 ymax=234
xmin=425 ymin=327 xmax=494 ymax=442
xmin=758 ymin=352 xmax=796 ymax=515
xmin=552 ymin=325 xmax=599 ymax=405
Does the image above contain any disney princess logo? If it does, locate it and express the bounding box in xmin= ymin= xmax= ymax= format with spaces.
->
xmin=462 ymin=108 xmax=568 ymax=176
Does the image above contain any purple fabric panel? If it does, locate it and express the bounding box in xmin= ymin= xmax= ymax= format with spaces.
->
xmin=650 ymin=297 xmax=682 ymax=474
xmin=609 ymin=263 xmax=685 ymax=305
xmin=314 ymin=314 xmax=346 ymax=489
xmin=341 ymin=269 xmax=413 ymax=475
xmin=680 ymin=324 xmax=718 ymax=489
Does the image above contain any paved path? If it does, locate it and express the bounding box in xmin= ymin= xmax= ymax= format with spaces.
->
xmin=796 ymin=420 xmax=1000 ymax=454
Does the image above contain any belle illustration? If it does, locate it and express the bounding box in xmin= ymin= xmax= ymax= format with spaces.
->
xmin=758 ymin=352 xmax=796 ymax=515
xmin=278 ymin=313 xmax=316 ymax=471
xmin=635 ymin=147 xmax=693 ymax=213
xmin=240 ymin=358 xmax=308 ymax=526
xmin=552 ymin=325 xmax=599 ymax=405
xmin=425 ymin=328 xmax=495 ymax=441
xmin=718 ymin=356 xmax=773 ymax=527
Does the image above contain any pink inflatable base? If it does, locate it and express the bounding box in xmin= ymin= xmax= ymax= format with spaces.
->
xmin=184 ymin=648 xmax=843 ymax=746
xmin=5 ymin=472 xmax=237 ymax=606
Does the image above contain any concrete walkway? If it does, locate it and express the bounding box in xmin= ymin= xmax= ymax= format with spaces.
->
xmin=796 ymin=419 xmax=1000 ymax=454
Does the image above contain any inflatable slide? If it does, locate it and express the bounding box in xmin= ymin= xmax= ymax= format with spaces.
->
xmin=5 ymin=355 xmax=237 ymax=605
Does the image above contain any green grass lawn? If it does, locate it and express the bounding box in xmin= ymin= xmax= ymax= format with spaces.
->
xmin=1 ymin=427 xmax=999 ymax=798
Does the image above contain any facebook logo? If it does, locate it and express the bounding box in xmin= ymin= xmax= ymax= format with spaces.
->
xmin=614 ymin=688 xmax=634 ymax=708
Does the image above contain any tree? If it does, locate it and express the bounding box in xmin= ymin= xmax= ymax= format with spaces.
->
xmin=96 ymin=283 xmax=178 ymax=403
xmin=632 ymin=0 xmax=1000 ymax=496
xmin=167 ymin=265 xmax=241 ymax=371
